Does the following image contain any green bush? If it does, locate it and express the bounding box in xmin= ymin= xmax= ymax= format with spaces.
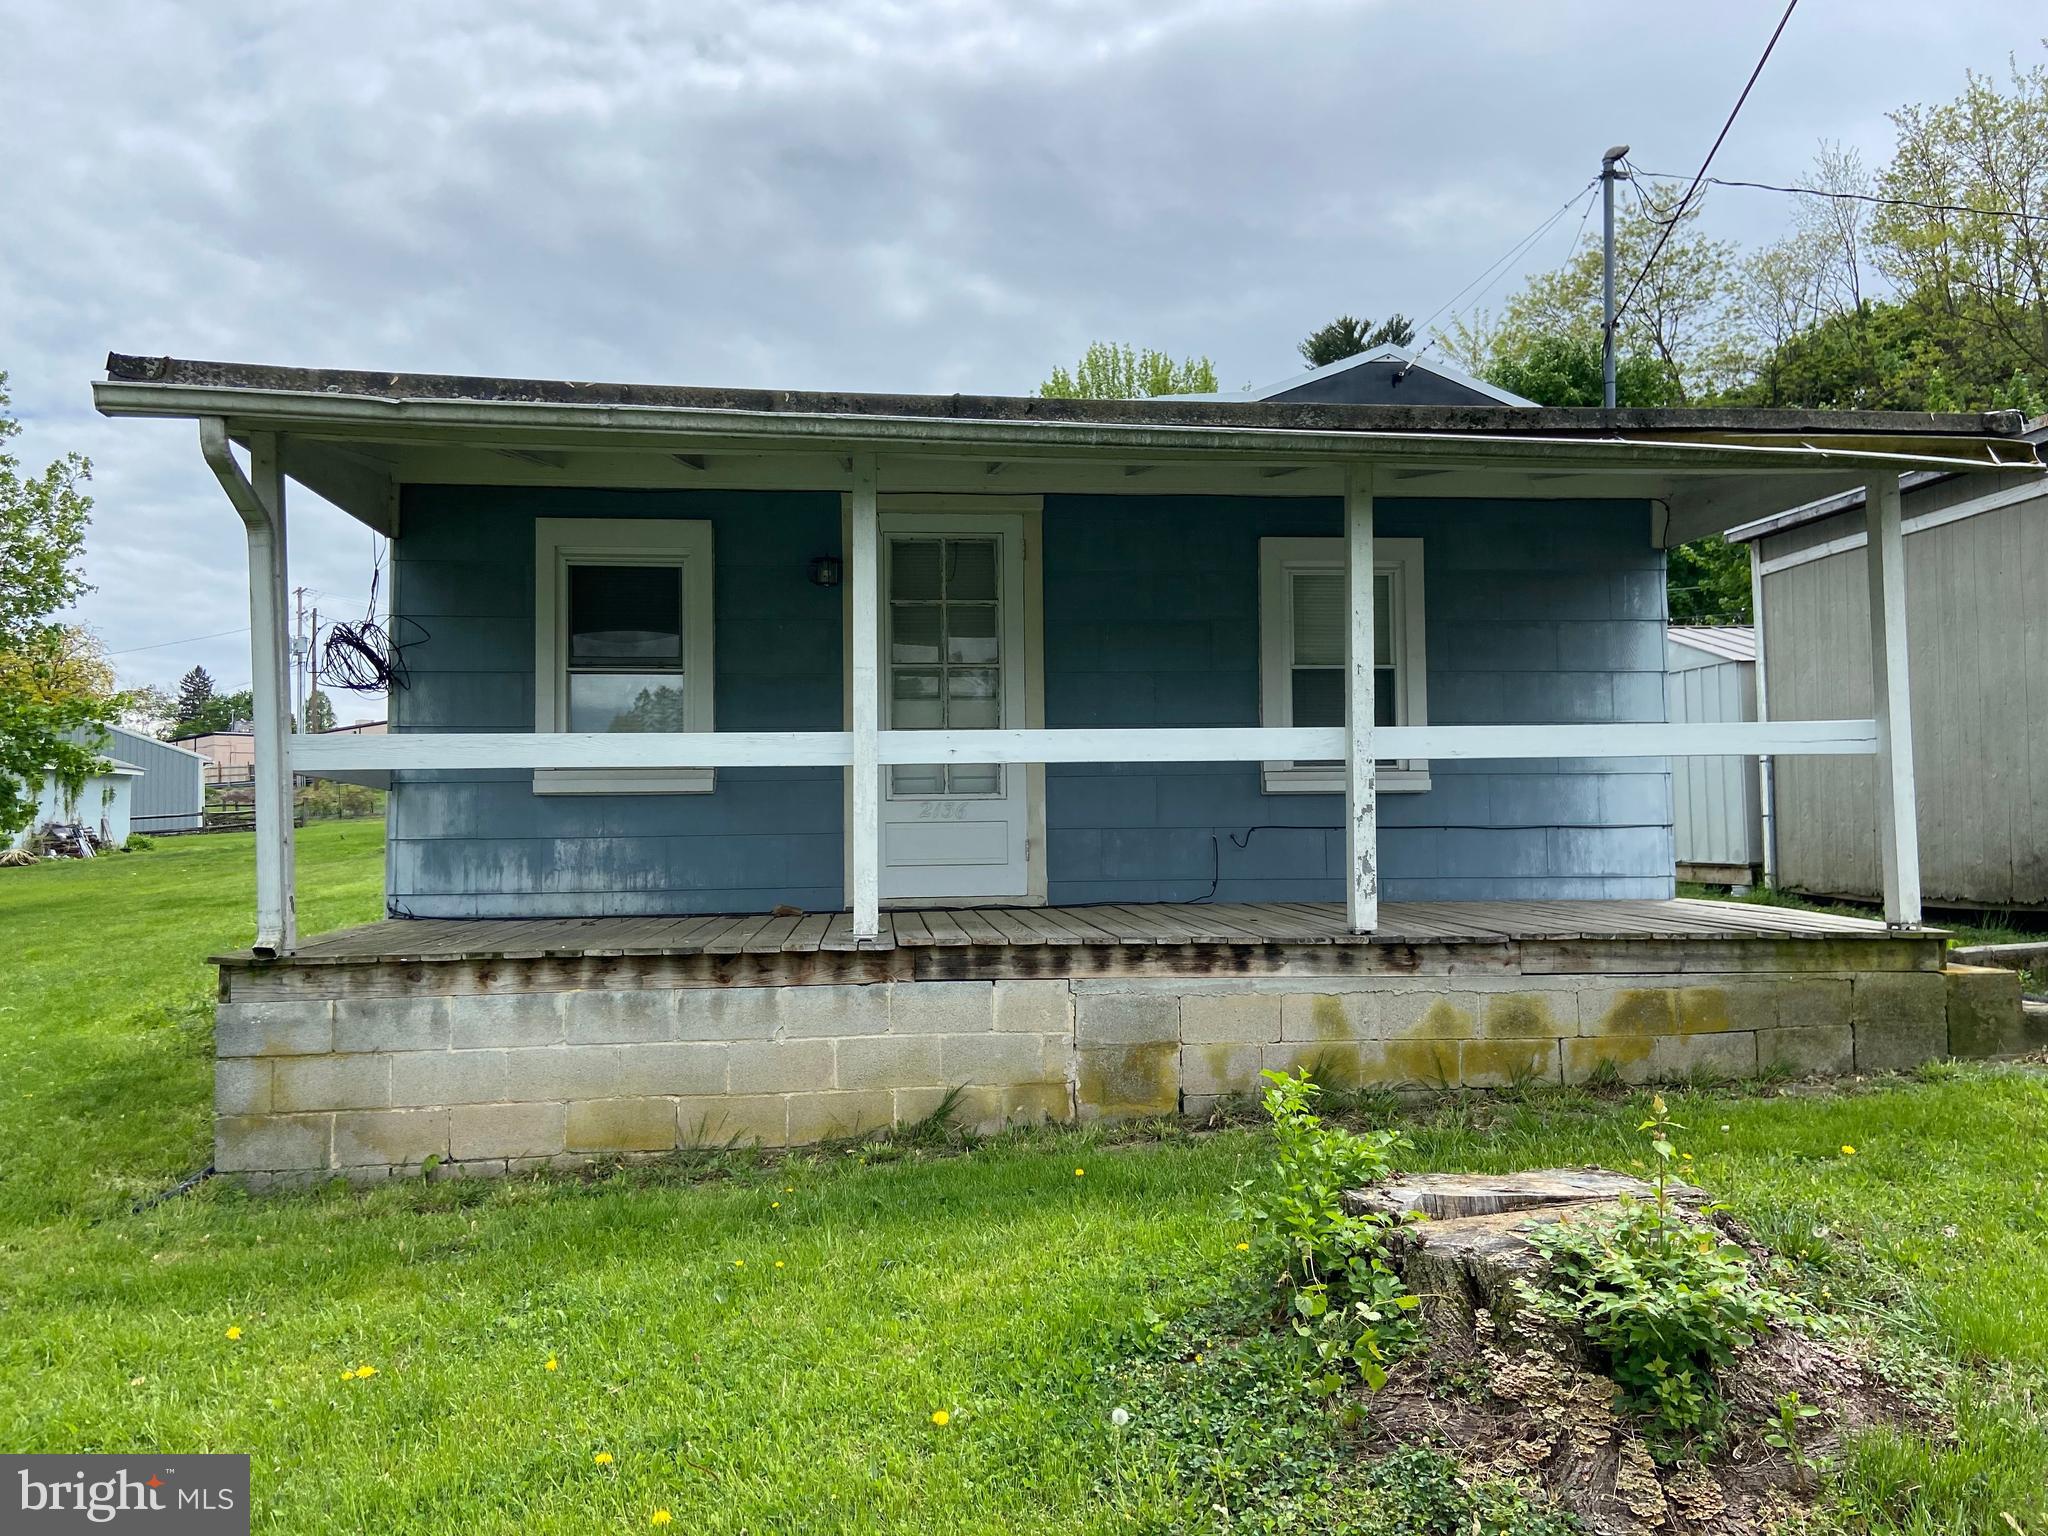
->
xmin=1234 ymin=1070 xmax=1419 ymax=1391
xmin=1519 ymin=1096 xmax=1795 ymax=1453
xmin=122 ymin=833 xmax=155 ymax=852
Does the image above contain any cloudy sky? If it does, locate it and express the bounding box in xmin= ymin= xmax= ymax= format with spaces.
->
xmin=2 ymin=0 xmax=2037 ymax=714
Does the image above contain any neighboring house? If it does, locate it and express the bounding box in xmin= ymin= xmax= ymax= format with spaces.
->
xmin=1729 ymin=416 xmax=2048 ymax=911
xmin=1664 ymin=626 xmax=1761 ymax=887
xmin=173 ymin=726 xmax=256 ymax=786
xmin=93 ymin=354 xmax=2038 ymax=1183
xmin=8 ymin=758 xmax=142 ymax=850
xmin=325 ymin=719 xmax=388 ymax=735
xmin=1174 ymin=343 xmax=1534 ymax=407
xmin=82 ymin=724 xmax=207 ymax=832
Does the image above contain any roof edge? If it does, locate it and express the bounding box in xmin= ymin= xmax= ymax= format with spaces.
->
xmin=1727 ymin=412 xmax=2048 ymax=543
xmin=99 ymin=353 xmax=2037 ymax=442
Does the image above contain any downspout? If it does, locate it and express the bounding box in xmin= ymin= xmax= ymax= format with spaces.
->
xmin=199 ymin=418 xmax=293 ymax=957
xmin=1749 ymin=539 xmax=1777 ymax=890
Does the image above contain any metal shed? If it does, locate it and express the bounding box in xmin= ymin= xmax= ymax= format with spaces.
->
xmin=1730 ymin=418 xmax=2048 ymax=910
xmin=1665 ymin=627 xmax=1761 ymax=885
xmin=71 ymin=724 xmax=207 ymax=832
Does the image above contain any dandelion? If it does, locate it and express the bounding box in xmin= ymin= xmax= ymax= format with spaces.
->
xmin=774 ymin=1261 xmax=784 ymax=1269
xmin=930 ymin=1410 xmax=950 ymax=1426
xmin=545 ymin=1356 xmax=559 ymax=1372
xmin=734 ymin=1260 xmax=745 ymax=1268
xmin=593 ymin=1452 xmax=613 ymax=1466
xmin=1110 ymin=1407 xmax=1130 ymax=1427
xmin=224 ymin=1326 xmax=242 ymax=1341
xmin=1841 ymin=1145 xmax=1857 ymax=1156
xmin=771 ymin=1201 xmax=781 ymax=1209
xmin=650 ymin=1511 xmax=673 ymax=1527
xmin=1074 ymin=1168 xmax=1085 ymax=1178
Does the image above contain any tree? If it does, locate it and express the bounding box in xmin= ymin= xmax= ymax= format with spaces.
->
xmin=1482 ymin=332 xmax=1684 ymax=407
xmin=1667 ymin=538 xmax=1753 ymax=625
xmin=1036 ymin=343 xmax=1218 ymax=399
xmin=1297 ymin=313 xmax=1417 ymax=368
xmin=304 ymin=688 xmax=336 ymax=734
xmin=1873 ymin=56 xmax=2048 ymax=391
xmin=122 ymin=684 xmax=177 ymax=739
xmin=1452 ymin=193 xmax=1740 ymax=402
xmin=0 ymin=371 xmax=119 ymax=839
xmin=176 ymin=665 xmax=217 ymax=724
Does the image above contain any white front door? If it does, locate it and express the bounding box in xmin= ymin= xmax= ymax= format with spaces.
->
xmin=878 ymin=511 xmax=1031 ymax=901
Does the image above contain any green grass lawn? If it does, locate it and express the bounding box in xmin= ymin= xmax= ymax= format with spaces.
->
xmin=4 ymin=831 xmax=2047 ymax=1533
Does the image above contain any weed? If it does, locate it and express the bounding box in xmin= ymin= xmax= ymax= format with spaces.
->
xmin=1519 ymin=1096 xmax=1797 ymax=1455
xmin=1581 ymin=1058 xmax=1625 ymax=1093
xmin=1764 ymin=1390 xmax=1826 ymax=1487
xmin=1233 ymin=1070 xmax=1419 ymax=1391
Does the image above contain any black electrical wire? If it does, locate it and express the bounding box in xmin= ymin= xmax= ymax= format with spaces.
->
xmin=1613 ymin=0 xmax=1800 ymax=330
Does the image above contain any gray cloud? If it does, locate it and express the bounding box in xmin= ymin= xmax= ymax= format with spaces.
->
xmin=1 ymin=0 xmax=2036 ymax=703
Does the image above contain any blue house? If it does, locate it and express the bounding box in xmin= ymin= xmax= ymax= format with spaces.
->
xmin=95 ymin=355 xmax=2037 ymax=1182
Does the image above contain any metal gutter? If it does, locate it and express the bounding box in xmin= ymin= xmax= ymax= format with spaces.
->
xmin=92 ymin=380 xmax=2043 ymax=479
xmin=1728 ymin=414 xmax=2048 ymax=543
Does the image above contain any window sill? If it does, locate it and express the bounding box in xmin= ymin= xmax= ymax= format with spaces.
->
xmin=532 ymin=768 xmax=715 ymax=796
xmin=1261 ymin=764 xmax=1432 ymax=795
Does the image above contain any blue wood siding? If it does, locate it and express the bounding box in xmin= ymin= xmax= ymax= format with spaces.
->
xmin=388 ymin=488 xmax=845 ymax=917
xmin=1041 ymin=496 xmax=1672 ymax=905
xmin=387 ymin=488 xmax=1671 ymax=916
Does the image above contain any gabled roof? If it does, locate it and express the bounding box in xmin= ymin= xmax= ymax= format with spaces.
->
xmin=1172 ymin=344 xmax=1535 ymax=408
xmin=1668 ymin=625 xmax=1756 ymax=662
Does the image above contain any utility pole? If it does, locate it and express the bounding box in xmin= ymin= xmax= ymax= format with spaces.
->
xmin=306 ymin=606 xmax=320 ymax=734
xmin=1600 ymin=144 xmax=1630 ymax=410
xmin=290 ymin=585 xmax=309 ymax=733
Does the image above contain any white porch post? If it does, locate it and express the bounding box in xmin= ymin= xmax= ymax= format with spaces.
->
xmin=1345 ymin=463 xmax=1379 ymax=933
xmin=1863 ymin=473 xmax=1921 ymax=927
xmin=200 ymin=420 xmax=297 ymax=955
xmin=849 ymin=453 xmax=881 ymax=938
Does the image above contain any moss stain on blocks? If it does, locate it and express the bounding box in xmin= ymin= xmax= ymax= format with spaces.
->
xmin=212 ymin=961 xmax=2027 ymax=1183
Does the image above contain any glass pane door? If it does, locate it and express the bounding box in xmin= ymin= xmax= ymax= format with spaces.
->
xmin=887 ymin=535 xmax=1003 ymax=796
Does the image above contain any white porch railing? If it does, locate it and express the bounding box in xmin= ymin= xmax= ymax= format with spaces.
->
xmin=289 ymin=719 xmax=1880 ymax=778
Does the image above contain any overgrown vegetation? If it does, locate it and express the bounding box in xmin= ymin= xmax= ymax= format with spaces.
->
xmin=1521 ymin=1095 xmax=1796 ymax=1454
xmin=1234 ymin=1070 xmax=1419 ymax=1392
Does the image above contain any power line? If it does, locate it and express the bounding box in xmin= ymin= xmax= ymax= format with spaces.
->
xmin=1398 ymin=177 xmax=1600 ymax=378
xmin=1412 ymin=178 xmax=1597 ymax=340
xmin=1630 ymin=167 xmax=2032 ymax=221
xmin=1613 ymin=0 xmax=1799 ymax=328
xmin=107 ymin=625 xmax=249 ymax=656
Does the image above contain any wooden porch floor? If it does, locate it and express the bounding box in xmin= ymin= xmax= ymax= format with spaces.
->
xmin=225 ymin=897 xmax=1921 ymax=967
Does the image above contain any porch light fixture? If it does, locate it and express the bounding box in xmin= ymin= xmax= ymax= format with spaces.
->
xmin=808 ymin=555 xmax=843 ymax=588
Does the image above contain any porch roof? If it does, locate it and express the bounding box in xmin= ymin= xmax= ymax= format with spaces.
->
xmin=94 ymin=353 xmax=2044 ymax=545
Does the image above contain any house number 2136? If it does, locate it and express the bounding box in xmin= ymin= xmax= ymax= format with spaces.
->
xmin=916 ymin=802 xmax=968 ymax=821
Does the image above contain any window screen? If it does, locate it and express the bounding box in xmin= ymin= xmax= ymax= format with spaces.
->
xmin=565 ymin=563 xmax=687 ymax=732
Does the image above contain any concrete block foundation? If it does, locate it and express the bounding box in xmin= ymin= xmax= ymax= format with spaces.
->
xmin=210 ymin=957 xmax=2022 ymax=1184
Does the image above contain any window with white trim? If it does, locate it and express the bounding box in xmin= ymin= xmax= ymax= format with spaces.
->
xmin=1257 ymin=536 xmax=1429 ymax=794
xmin=533 ymin=518 xmax=715 ymax=795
